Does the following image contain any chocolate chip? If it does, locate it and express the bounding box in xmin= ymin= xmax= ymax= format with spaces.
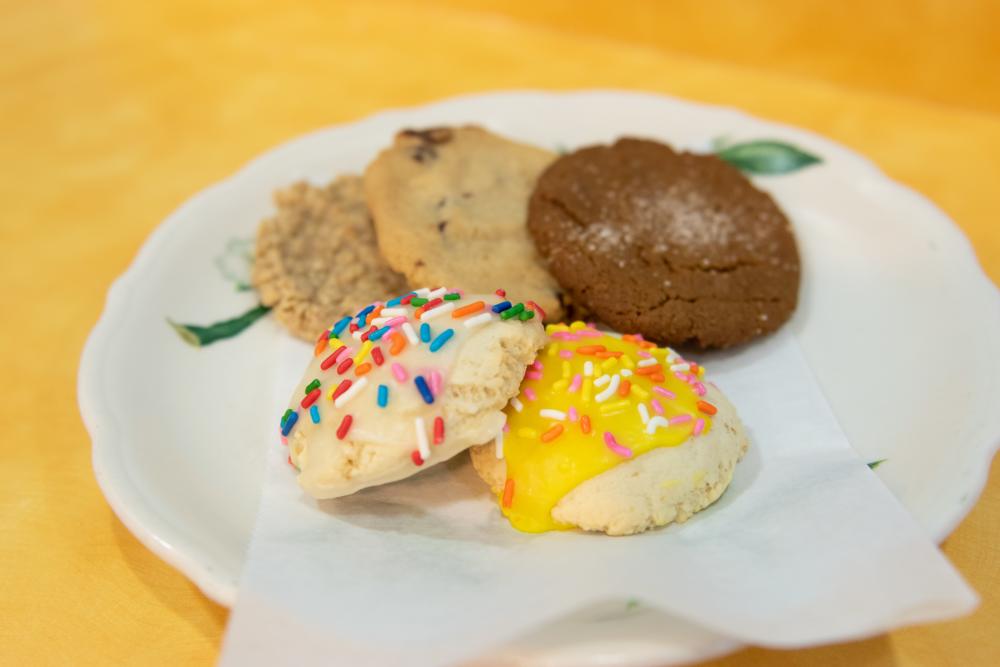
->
xmin=411 ymin=145 xmax=437 ymax=163
xmin=401 ymin=127 xmax=453 ymax=145
xmin=437 ymin=220 xmax=448 ymax=234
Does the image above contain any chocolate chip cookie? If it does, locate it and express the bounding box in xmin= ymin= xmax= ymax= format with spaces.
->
xmin=252 ymin=175 xmax=408 ymax=341
xmin=527 ymin=138 xmax=800 ymax=347
xmin=364 ymin=126 xmax=566 ymax=320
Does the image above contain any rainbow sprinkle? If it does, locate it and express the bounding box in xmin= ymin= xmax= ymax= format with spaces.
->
xmin=429 ymin=328 xmax=455 ymax=352
xmin=402 ymin=322 xmax=419 ymax=345
xmin=414 ymin=375 xmax=434 ymax=404
xmin=500 ymin=303 xmax=524 ymax=320
xmin=391 ymin=363 xmax=408 ymax=383
xmin=369 ymin=325 xmax=392 ymax=342
xmin=355 ymin=304 xmax=375 ymax=326
xmin=414 ymin=417 xmax=430 ymax=461
xmin=334 ymin=377 xmax=368 ymax=408
xmin=280 ymin=411 xmax=298 ymax=436
xmin=421 ymin=301 xmax=456 ymax=320
xmin=330 ymin=317 xmax=351 ymax=338
xmin=464 ymin=312 xmax=493 ymax=329
xmin=603 ymin=431 xmax=633 ymax=458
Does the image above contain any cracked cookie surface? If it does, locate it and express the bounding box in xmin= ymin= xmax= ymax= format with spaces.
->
xmin=527 ymin=138 xmax=800 ymax=347
xmin=252 ymin=175 xmax=408 ymax=341
xmin=364 ymin=126 xmax=567 ymax=320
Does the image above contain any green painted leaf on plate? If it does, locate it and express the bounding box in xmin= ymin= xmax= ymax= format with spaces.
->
xmin=168 ymin=304 xmax=271 ymax=347
xmin=715 ymin=140 xmax=821 ymax=175
xmin=867 ymin=459 xmax=887 ymax=470
xmin=214 ymin=237 xmax=255 ymax=292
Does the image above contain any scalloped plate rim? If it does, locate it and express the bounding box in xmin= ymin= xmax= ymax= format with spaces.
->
xmin=78 ymin=89 xmax=1000 ymax=663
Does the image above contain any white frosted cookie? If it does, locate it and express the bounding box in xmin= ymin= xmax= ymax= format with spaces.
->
xmin=280 ymin=289 xmax=545 ymax=499
xmin=469 ymin=324 xmax=749 ymax=535
xmin=363 ymin=126 xmax=566 ymax=320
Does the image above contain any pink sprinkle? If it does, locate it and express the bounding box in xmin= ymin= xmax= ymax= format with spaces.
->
xmin=280 ymin=436 xmax=288 ymax=446
xmin=669 ymin=414 xmax=692 ymax=426
xmin=567 ymin=406 xmax=579 ymax=422
xmin=576 ymin=328 xmax=603 ymax=338
xmin=383 ymin=316 xmax=407 ymax=328
xmin=523 ymin=387 xmax=537 ymax=401
xmin=603 ymin=431 xmax=633 ymax=458
xmin=502 ymin=422 xmax=510 ymax=433
xmin=693 ymin=382 xmax=707 ymax=396
xmin=429 ymin=370 xmax=443 ymax=396
xmin=391 ymin=363 xmax=408 ymax=383
xmin=525 ymin=371 xmax=543 ymax=381
xmin=650 ymin=398 xmax=664 ymax=415
xmin=531 ymin=360 xmax=543 ymax=371
xmin=586 ymin=321 xmax=597 ymax=328
xmin=674 ymin=371 xmax=688 ymax=380
xmin=551 ymin=332 xmax=581 ymax=341
xmin=559 ymin=349 xmax=574 ymax=359
xmin=568 ymin=374 xmax=582 ymax=393
xmin=653 ymin=386 xmax=676 ymax=399
xmin=633 ymin=333 xmax=645 ymax=340
xmin=679 ymin=373 xmax=697 ymax=385
xmin=637 ymin=350 xmax=652 ymax=358
xmin=693 ymin=418 xmax=705 ymax=436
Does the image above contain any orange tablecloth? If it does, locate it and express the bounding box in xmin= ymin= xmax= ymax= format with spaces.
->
xmin=3 ymin=1 xmax=998 ymax=664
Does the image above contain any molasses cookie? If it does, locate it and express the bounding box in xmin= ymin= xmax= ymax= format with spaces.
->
xmin=527 ymin=138 xmax=800 ymax=347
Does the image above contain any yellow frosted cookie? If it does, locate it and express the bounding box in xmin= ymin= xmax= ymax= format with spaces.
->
xmin=469 ymin=323 xmax=748 ymax=535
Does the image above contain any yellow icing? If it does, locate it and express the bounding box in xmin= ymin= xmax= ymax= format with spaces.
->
xmin=497 ymin=323 xmax=714 ymax=533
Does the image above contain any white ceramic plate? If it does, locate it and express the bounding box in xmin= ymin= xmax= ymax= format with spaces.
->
xmin=79 ymin=90 xmax=1000 ymax=664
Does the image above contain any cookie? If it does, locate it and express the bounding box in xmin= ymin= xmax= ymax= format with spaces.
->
xmin=281 ymin=288 xmax=546 ymax=499
xmin=469 ymin=323 xmax=748 ymax=535
xmin=364 ymin=126 xmax=566 ymax=320
xmin=252 ymin=175 xmax=408 ymax=341
xmin=527 ymin=138 xmax=801 ymax=347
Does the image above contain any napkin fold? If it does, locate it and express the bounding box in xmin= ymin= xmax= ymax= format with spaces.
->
xmin=221 ymin=330 xmax=976 ymax=666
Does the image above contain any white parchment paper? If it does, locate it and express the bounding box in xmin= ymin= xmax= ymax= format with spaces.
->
xmin=221 ymin=331 xmax=976 ymax=666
